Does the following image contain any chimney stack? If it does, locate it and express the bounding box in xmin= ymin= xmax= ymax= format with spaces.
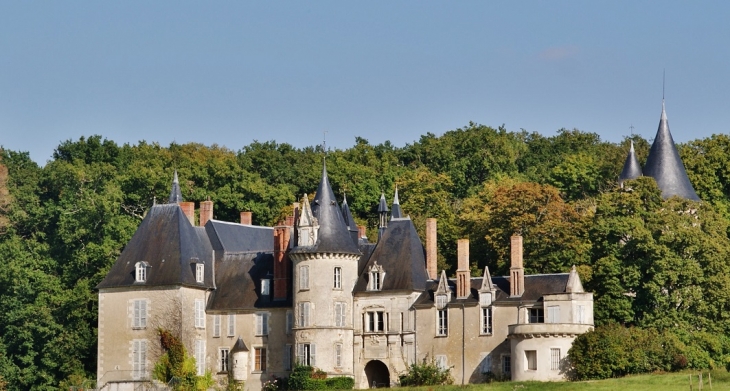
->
xmin=179 ymin=202 xmax=195 ymax=226
xmin=273 ymin=223 xmax=292 ymax=301
xmin=200 ymin=199 xmax=213 ymax=227
xmin=426 ymin=218 xmax=437 ymax=280
xmin=510 ymin=235 xmax=525 ymax=297
xmin=240 ymin=211 xmax=252 ymax=225
xmin=456 ymin=239 xmax=470 ymax=299
xmin=357 ymin=225 xmax=367 ymax=239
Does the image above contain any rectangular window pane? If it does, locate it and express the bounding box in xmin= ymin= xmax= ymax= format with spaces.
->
xmin=481 ymin=307 xmax=492 ymax=334
xmin=335 ymin=343 xmax=342 ymax=367
xmin=133 ymin=300 xmax=147 ymax=328
xmin=435 ymin=355 xmax=447 ymax=370
xmin=262 ymin=279 xmax=270 ymax=295
xmin=195 ymin=340 xmax=205 ymax=375
xmin=220 ymin=348 xmax=229 ymax=372
xmin=300 ymin=266 xmax=309 ymax=290
xmin=437 ymin=309 xmax=448 ymax=336
xmin=334 ymin=267 xmax=342 ymax=289
xmin=255 ymin=348 xmax=267 ymax=372
xmin=133 ymin=340 xmax=147 ymax=379
xmin=529 ymin=308 xmax=544 ymax=324
xmin=502 ymin=355 xmax=511 ymax=374
xmin=526 ymin=350 xmax=537 ymax=371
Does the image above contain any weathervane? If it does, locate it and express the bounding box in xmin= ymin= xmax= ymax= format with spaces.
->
xmin=629 ymin=124 xmax=634 ymax=136
xmin=323 ymin=130 xmax=328 ymax=157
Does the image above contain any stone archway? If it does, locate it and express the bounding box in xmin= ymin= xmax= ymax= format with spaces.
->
xmin=364 ymin=360 xmax=390 ymax=388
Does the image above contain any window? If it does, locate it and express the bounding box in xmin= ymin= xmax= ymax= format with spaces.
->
xmin=300 ymin=265 xmax=309 ymax=290
xmin=196 ymin=263 xmax=204 ymax=283
xmin=435 ymin=355 xmax=447 ymax=370
xmin=213 ymin=315 xmax=221 ymax=337
xmin=576 ymin=305 xmax=585 ymax=324
xmin=132 ymin=340 xmax=147 ymax=379
xmin=219 ymin=348 xmax=229 ymax=372
xmin=525 ymin=350 xmax=537 ymax=371
xmin=528 ymin=308 xmax=544 ymax=323
xmin=284 ymin=344 xmax=292 ymax=371
xmin=194 ymin=339 xmax=205 ymax=375
xmin=333 ymin=267 xmax=342 ymax=289
xmin=480 ymin=307 xmax=492 ymax=335
xmin=286 ymin=310 xmax=293 ymax=334
xmin=133 ymin=299 xmax=147 ymax=329
xmin=502 ymin=355 xmax=511 ymax=375
xmin=195 ymin=299 xmax=205 ymax=328
xmin=261 ymin=279 xmax=270 ymax=295
xmin=437 ymin=309 xmax=448 ymax=336
xmin=365 ymin=311 xmax=384 ymax=332
xmin=254 ymin=347 xmax=267 ymax=372
xmin=435 ymin=294 xmax=448 ymax=310
xmin=480 ymin=353 xmax=492 ymax=374
xmin=550 ymin=348 xmax=561 ymax=370
xmin=135 ymin=262 xmax=147 ymax=283
xmin=228 ymin=314 xmax=235 ymax=336
xmin=547 ymin=306 xmax=560 ymax=323
xmin=368 ymin=264 xmax=384 ymax=291
xmin=296 ymin=343 xmax=315 ymax=366
xmin=298 ymin=302 xmax=311 ymax=327
xmin=479 ymin=292 xmax=492 ymax=307
xmin=334 ymin=302 xmax=346 ymax=327
xmin=334 ymin=343 xmax=343 ymax=367
xmin=256 ymin=312 xmax=269 ymax=336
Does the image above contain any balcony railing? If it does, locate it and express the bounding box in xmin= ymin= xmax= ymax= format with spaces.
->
xmin=508 ymin=323 xmax=593 ymax=338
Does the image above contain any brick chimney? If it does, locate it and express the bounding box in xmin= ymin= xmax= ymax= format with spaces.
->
xmin=357 ymin=225 xmax=367 ymax=239
xmin=510 ymin=235 xmax=525 ymax=297
xmin=456 ymin=239 xmax=470 ymax=299
xmin=240 ymin=211 xmax=252 ymax=225
xmin=273 ymin=221 xmax=292 ymax=301
xmin=179 ymin=202 xmax=195 ymax=226
xmin=200 ymin=199 xmax=213 ymax=227
xmin=426 ymin=218 xmax=437 ymax=280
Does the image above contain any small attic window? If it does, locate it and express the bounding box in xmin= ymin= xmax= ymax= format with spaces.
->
xmin=435 ymin=294 xmax=448 ymax=310
xmin=135 ymin=262 xmax=149 ymax=283
xmin=196 ymin=263 xmax=204 ymax=283
xmin=368 ymin=264 xmax=385 ymax=291
xmin=479 ymin=292 xmax=492 ymax=307
xmin=261 ymin=279 xmax=271 ymax=295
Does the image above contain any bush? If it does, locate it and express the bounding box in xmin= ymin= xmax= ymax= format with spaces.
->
xmin=285 ymin=365 xmax=353 ymax=390
xmin=398 ymin=356 xmax=453 ymax=386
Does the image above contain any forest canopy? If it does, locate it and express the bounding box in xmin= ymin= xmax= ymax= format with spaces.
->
xmin=2 ymin=124 xmax=730 ymax=389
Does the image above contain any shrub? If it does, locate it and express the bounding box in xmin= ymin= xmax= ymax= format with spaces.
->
xmin=285 ymin=365 xmax=353 ymax=390
xmin=398 ymin=356 xmax=453 ymax=386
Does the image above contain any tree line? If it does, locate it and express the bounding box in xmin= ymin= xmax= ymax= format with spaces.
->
xmin=3 ymin=123 xmax=730 ymax=388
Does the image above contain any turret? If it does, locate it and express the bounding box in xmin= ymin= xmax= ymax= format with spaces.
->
xmin=643 ymin=101 xmax=700 ymax=200
xmin=390 ymin=186 xmax=403 ymax=219
xmin=618 ymin=141 xmax=642 ymax=187
xmin=378 ymin=193 xmax=389 ymax=239
xmin=168 ymin=169 xmax=183 ymax=204
xmin=341 ymin=194 xmax=360 ymax=246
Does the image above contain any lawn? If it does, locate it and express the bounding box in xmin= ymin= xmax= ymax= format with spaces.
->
xmin=397 ymin=370 xmax=729 ymax=391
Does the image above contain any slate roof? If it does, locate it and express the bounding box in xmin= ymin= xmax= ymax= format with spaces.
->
xmin=643 ymin=101 xmax=700 ymax=201
xmin=354 ymin=218 xmax=429 ymax=292
xmin=205 ymin=220 xmax=274 ymax=256
xmin=390 ymin=187 xmax=403 ymax=219
xmin=291 ymin=162 xmax=360 ymax=255
xmin=619 ymin=141 xmax=643 ymax=184
xmin=378 ymin=193 xmax=389 ymax=213
xmin=341 ymin=195 xmax=360 ymax=246
xmin=97 ymin=204 xmax=214 ymax=289
xmin=413 ymin=273 xmax=570 ymax=306
xmin=168 ymin=170 xmax=183 ymax=203
xmin=231 ymin=337 xmax=249 ymax=353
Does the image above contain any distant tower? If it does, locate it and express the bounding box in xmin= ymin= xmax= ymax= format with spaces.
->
xmin=390 ymin=186 xmax=403 ymax=219
xmin=618 ymin=141 xmax=643 ymax=187
xmin=168 ymin=170 xmax=183 ymax=203
xmin=377 ymin=193 xmax=389 ymax=239
xmin=341 ymin=193 xmax=360 ymax=246
xmin=643 ymin=101 xmax=700 ymax=200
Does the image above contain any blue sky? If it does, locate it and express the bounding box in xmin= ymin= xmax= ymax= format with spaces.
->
xmin=1 ymin=1 xmax=729 ymax=163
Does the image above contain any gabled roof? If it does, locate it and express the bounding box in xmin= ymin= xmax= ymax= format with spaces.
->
xmin=292 ymin=162 xmax=360 ymax=255
xmin=97 ymin=204 xmax=214 ymax=289
xmin=619 ymin=141 xmax=643 ymax=184
xmin=354 ymin=218 xmax=429 ymax=292
xmin=390 ymin=186 xmax=403 ymax=219
xmin=168 ymin=170 xmax=183 ymax=204
xmin=643 ymin=101 xmax=700 ymax=201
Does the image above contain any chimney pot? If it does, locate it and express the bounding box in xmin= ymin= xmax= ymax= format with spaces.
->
xmin=510 ymin=235 xmax=525 ymax=297
xmin=426 ymin=218 xmax=438 ymax=280
xmin=200 ymin=200 xmax=213 ymax=227
xmin=456 ymin=238 xmax=470 ymax=299
xmin=179 ymin=202 xmax=195 ymax=226
xmin=240 ymin=211 xmax=252 ymax=225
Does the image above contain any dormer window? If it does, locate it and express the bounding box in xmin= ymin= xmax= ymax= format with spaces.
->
xmin=135 ymin=262 xmax=149 ymax=283
xmin=435 ymin=294 xmax=448 ymax=310
xmin=368 ymin=264 xmax=385 ymax=291
xmin=261 ymin=279 xmax=271 ymax=295
xmin=479 ymin=292 xmax=492 ymax=307
xmin=196 ymin=263 xmax=204 ymax=283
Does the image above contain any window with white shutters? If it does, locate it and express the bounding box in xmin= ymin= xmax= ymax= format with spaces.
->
xmin=296 ymin=343 xmax=315 ymax=366
xmin=194 ymin=340 xmax=205 ymax=375
xmin=213 ymin=315 xmax=221 ymax=337
xmin=194 ymin=299 xmax=205 ymax=328
xmin=547 ymin=306 xmax=560 ymax=323
xmin=132 ymin=340 xmax=147 ymax=379
xmin=437 ymin=309 xmax=448 ymax=336
xmin=576 ymin=305 xmax=585 ymax=324
xmin=435 ymin=355 xmax=447 ymax=370
xmin=480 ymin=307 xmax=492 ymax=335
xmin=335 ymin=343 xmax=343 ymax=367
xmin=300 ymin=266 xmax=309 ymax=290
xmin=196 ymin=263 xmax=204 ymax=283
xmin=334 ymin=302 xmax=346 ymax=327
xmin=334 ymin=267 xmax=342 ymax=289
xmin=256 ymin=312 xmax=269 ymax=336
xmin=298 ymin=302 xmax=311 ymax=327
xmin=365 ymin=311 xmax=384 ymax=332
xmin=133 ymin=299 xmax=147 ymax=329
xmin=228 ymin=314 xmax=235 ymax=336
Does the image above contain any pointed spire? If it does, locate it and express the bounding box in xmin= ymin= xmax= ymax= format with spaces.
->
xmin=619 ymin=140 xmax=643 ymax=186
xmin=480 ymin=267 xmax=495 ymax=292
xmin=643 ymin=101 xmax=700 ymax=201
xmin=565 ymin=265 xmax=585 ymax=293
xmin=378 ymin=192 xmax=389 ymax=239
xmin=341 ymin=192 xmax=360 ymax=246
xmin=167 ymin=169 xmax=183 ymax=203
xmin=297 ymin=161 xmax=360 ymax=255
xmin=436 ymin=270 xmax=449 ymax=294
xmin=390 ymin=186 xmax=403 ymax=219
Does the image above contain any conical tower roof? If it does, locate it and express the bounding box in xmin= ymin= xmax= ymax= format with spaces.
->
xmin=341 ymin=193 xmax=360 ymax=245
xmin=618 ymin=141 xmax=643 ymax=185
xmin=390 ymin=186 xmax=403 ymax=219
xmin=643 ymin=101 xmax=700 ymax=201
xmin=168 ymin=170 xmax=183 ymax=203
xmin=303 ymin=161 xmax=360 ymax=255
xmin=378 ymin=192 xmax=389 ymax=213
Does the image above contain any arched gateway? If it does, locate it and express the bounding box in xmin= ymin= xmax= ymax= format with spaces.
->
xmin=364 ymin=360 xmax=390 ymax=388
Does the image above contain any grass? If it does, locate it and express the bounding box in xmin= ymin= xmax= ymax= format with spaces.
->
xmin=395 ymin=370 xmax=730 ymax=391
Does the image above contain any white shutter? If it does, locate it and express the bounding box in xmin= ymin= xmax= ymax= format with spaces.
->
xmin=133 ymin=300 xmax=140 ymax=327
xmin=296 ymin=344 xmax=305 ymax=365
xmin=548 ymin=306 xmax=560 ymax=323
xmin=213 ymin=315 xmax=220 ymax=337
xmin=263 ymin=313 xmax=269 ymax=335
xmin=140 ymin=300 xmax=147 ymax=327
xmin=303 ymin=303 xmax=310 ymax=326
xmin=284 ymin=345 xmax=292 ymax=371
xmin=577 ymin=305 xmax=585 ymax=324
xmin=228 ymin=314 xmax=235 ymax=336
xmin=310 ymin=344 xmax=316 ymax=367
xmin=435 ymin=355 xmax=447 ymax=370
xmin=256 ymin=314 xmax=263 ymax=335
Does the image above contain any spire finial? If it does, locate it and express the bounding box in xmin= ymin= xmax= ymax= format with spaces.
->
xmin=630 ymin=139 xmax=635 ymax=152
xmin=173 ymin=169 xmax=179 ymax=184
xmin=393 ymin=184 xmax=400 ymax=205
